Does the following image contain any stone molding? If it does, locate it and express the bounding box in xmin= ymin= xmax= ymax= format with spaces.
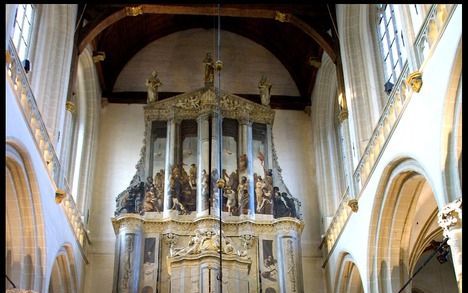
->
xmin=112 ymin=214 xmax=304 ymax=236
xmin=144 ymin=87 xmax=275 ymax=125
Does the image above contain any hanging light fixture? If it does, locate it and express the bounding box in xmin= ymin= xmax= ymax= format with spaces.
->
xmin=213 ymin=3 xmax=225 ymax=290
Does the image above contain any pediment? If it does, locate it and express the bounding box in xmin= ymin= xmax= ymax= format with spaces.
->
xmin=144 ymin=87 xmax=275 ymax=124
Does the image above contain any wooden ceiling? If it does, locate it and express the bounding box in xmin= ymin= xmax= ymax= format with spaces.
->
xmin=76 ymin=4 xmax=338 ymax=110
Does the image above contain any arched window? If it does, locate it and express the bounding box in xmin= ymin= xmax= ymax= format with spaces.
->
xmin=12 ymin=4 xmax=36 ymax=64
xmin=376 ymin=4 xmax=408 ymax=94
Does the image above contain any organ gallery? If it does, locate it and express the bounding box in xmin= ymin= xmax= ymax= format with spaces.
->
xmin=112 ymin=55 xmax=304 ymax=293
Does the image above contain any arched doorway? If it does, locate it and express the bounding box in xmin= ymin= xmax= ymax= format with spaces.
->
xmin=5 ymin=142 xmax=45 ymax=291
xmin=368 ymin=159 xmax=458 ymax=292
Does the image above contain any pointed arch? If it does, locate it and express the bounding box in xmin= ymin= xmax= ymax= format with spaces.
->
xmin=367 ymin=157 xmax=444 ymax=292
xmin=334 ymin=252 xmax=364 ymax=293
xmin=5 ymin=141 xmax=46 ymax=291
xmin=47 ymin=244 xmax=78 ymax=293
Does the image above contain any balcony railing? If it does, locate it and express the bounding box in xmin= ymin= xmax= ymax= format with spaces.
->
xmin=6 ymin=38 xmax=89 ymax=260
xmin=320 ymin=4 xmax=458 ymax=260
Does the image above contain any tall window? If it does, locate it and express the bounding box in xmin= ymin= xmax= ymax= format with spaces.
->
xmin=376 ymin=4 xmax=407 ymax=94
xmin=12 ymin=4 xmax=35 ymax=62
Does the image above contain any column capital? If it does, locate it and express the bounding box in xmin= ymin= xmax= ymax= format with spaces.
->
xmin=438 ymin=198 xmax=462 ymax=237
xmin=238 ymin=116 xmax=252 ymax=126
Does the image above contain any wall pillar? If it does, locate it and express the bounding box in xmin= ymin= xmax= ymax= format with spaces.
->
xmin=438 ymin=197 xmax=462 ymax=293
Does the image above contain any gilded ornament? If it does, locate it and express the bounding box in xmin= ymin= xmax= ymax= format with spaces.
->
xmin=216 ymin=178 xmax=226 ymax=189
xmin=406 ymin=71 xmax=423 ymax=93
xmin=338 ymin=109 xmax=348 ymax=122
xmin=125 ymin=6 xmax=143 ymax=16
xmin=92 ymin=51 xmax=106 ymax=63
xmin=275 ymin=11 xmax=290 ymax=23
xmin=55 ymin=189 xmax=66 ymax=204
xmin=65 ymin=101 xmax=76 ymax=113
xmin=215 ymin=60 xmax=223 ymax=71
xmin=6 ymin=51 xmax=11 ymax=64
xmin=348 ymin=199 xmax=359 ymax=212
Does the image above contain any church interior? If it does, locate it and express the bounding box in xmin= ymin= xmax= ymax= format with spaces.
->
xmin=5 ymin=4 xmax=462 ymax=293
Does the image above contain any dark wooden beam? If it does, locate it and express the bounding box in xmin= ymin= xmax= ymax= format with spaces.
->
xmin=104 ymin=91 xmax=310 ymax=110
xmin=78 ymin=4 xmax=336 ymax=62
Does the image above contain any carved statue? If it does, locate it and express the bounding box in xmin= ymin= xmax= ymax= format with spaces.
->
xmin=224 ymin=186 xmax=237 ymax=215
xmin=146 ymin=71 xmax=162 ymax=103
xmin=258 ymin=75 xmax=272 ymax=106
xmin=203 ymin=53 xmax=214 ymax=87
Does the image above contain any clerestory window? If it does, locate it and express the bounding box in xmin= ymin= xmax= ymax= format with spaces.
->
xmin=12 ymin=4 xmax=36 ymax=64
xmin=376 ymin=4 xmax=407 ymax=94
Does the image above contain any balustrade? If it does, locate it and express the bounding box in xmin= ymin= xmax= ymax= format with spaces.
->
xmin=6 ymin=38 xmax=89 ymax=258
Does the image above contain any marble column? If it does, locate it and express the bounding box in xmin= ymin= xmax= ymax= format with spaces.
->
xmin=438 ymin=197 xmax=462 ymax=293
xmin=113 ymin=219 xmax=144 ymax=293
xmin=197 ymin=113 xmax=210 ymax=215
xmin=163 ymin=118 xmax=181 ymax=215
xmin=238 ymin=118 xmax=255 ymax=216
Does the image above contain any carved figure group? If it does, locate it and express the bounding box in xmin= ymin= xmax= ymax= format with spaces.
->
xmin=172 ymin=229 xmax=237 ymax=257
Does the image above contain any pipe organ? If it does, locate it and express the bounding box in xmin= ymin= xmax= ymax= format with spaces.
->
xmin=112 ymin=59 xmax=304 ymax=293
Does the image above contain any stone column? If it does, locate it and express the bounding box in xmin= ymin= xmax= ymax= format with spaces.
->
xmin=238 ymin=117 xmax=255 ymax=216
xmin=163 ymin=118 xmax=181 ymax=215
xmin=438 ymin=197 xmax=462 ymax=292
xmin=197 ymin=113 xmax=210 ymax=215
xmin=113 ymin=219 xmax=144 ymax=293
xmin=276 ymin=227 xmax=303 ymax=293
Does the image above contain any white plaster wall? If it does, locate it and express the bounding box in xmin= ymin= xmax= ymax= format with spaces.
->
xmin=84 ymin=103 xmax=146 ymax=292
xmin=324 ymin=5 xmax=462 ymax=292
xmin=273 ymin=110 xmax=325 ymax=292
xmin=114 ymin=28 xmax=300 ymax=96
xmin=6 ymin=83 xmax=86 ymax=293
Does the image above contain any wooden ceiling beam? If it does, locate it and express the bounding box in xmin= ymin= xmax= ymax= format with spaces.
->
xmin=78 ymin=4 xmax=336 ymax=62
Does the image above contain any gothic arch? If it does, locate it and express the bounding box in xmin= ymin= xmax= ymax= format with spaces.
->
xmin=334 ymin=253 xmax=364 ymax=293
xmin=311 ymin=52 xmax=343 ymax=224
xmin=336 ymin=4 xmax=383 ymax=162
xmin=440 ymin=38 xmax=462 ymax=204
xmin=5 ymin=141 xmax=46 ymax=291
xmin=47 ymin=244 xmax=78 ymax=293
xmin=68 ymin=46 xmax=101 ymax=220
xmin=367 ymin=157 xmax=443 ymax=292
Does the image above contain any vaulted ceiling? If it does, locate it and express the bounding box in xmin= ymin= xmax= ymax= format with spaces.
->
xmin=76 ymin=4 xmax=339 ymax=110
